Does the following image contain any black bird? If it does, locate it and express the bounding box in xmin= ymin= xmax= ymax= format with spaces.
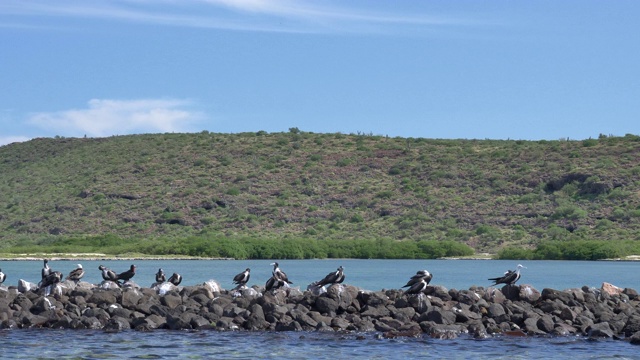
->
xmin=0 ymin=268 xmax=5 ymax=285
xmin=156 ymin=268 xmax=166 ymax=283
xmin=311 ymin=266 xmax=345 ymax=288
xmin=66 ymin=264 xmax=85 ymax=282
xmin=38 ymin=271 xmax=63 ymax=290
xmin=489 ymin=264 xmax=525 ymax=286
xmin=233 ymin=268 xmax=251 ymax=288
xmin=98 ymin=265 xmax=118 ymax=282
xmin=271 ymin=262 xmax=293 ymax=284
xmin=41 ymin=259 xmax=51 ymax=279
xmin=117 ymin=264 xmax=137 ymax=283
xmin=168 ymin=272 xmax=182 ymax=286
xmin=404 ymin=278 xmax=429 ymax=295
xmin=265 ymin=275 xmax=285 ymax=292
xmin=402 ymin=270 xmax=433 ymax=289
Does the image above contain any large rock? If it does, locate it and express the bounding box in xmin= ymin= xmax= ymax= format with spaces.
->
xmin=541 ymin=288 xmax=573 ymax=304
xmin=630 ymin=331 xmax=640 ymax=345
xmin=425 ymin=308 xmax=456 ymax=325
xmin=161 ymin=293 xmax=182 ymax=309
xmin=483 ymin=287 xmax=506 ymax=304
xmin=88 ymin=290 xmax=118 ymax=306
xmin=601 ymin=282 xmax=623 ymax=296
xmin=519 ymin=285 xmax=541 ymax=303
xmin=122 ymin=288 xmax=144 ymax=308
xmin=104 ymin=316 xmax=131 ymax=332
xmin=623 ymin=314 xmax=640 ymax=337
xmin=314 ymin=296 xmax=338 ymax=315
xmin=500 ymin=284 xmax=520 ymax=300
xmin=18 ymin=279 xmax=37 ymax=293
xmin=588 ymin=322 xmax=614 ymax=338
xmin=203 ymin=280 xmax=222 ymax=294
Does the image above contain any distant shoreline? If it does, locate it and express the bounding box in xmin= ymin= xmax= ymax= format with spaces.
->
xmin=1 ymin=253 xmax=639 ymax=261
xmin=0 ymin=254 xmax=234 ymax=261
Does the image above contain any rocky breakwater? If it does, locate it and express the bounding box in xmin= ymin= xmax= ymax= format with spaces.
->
xmin=2 ymin=280 xmax=640 ymax=344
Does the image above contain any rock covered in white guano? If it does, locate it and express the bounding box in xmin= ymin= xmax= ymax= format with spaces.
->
xmin=203 ymin=280 xmax=222 ymax=293
xmin=18 ymin=279 xmax=37 ymax=293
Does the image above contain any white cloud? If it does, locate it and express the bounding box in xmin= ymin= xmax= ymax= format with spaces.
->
xmin=27 ymin=98 xmax=204 ymax=137
xmin=0 ymin=0 xmax=475 ymax=34
xmin=0 ymin=136 xmax=31 ymax=147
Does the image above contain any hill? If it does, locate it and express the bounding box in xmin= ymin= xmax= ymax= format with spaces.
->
xmin=1 ymin=130 xmax=639 ymax=258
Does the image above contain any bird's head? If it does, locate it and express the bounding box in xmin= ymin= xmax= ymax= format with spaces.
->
xmin=98 ymin=265 xmax=105 ymax=270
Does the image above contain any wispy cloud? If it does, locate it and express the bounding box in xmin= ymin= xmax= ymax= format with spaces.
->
xmin=27 ymin=98 xmax=205 ymax=137
xmin=0 ymin=0 xmax=473 ymax=34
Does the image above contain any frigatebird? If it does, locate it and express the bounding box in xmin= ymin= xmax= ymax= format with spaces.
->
xmin=66 ymin=264 xmax=85 ymax=282
xmin=233 ymin=268 xmax=251 ymax=288
xmin=404 ymin=278 xmax=429 ymax=295
xmin=271 ymin=262 xmax=293 ymax=284
xmin=265 ymin=275 xmax=285 ymax=292
xmin=311 ymin=266 xmax=345 ymax=288
xmin=38 ymin=271 xmax=63 ymax=290
xmin=41 ymin=259 xmax=51 ymax=280
xmin=98 ymin=265 xmax=118 ymax=282
xmin=489 ymin=264 xmax=525 ymax=285
xmin=168 ymin=272 xmax=182 ymax=286
xmin=156 ymin=268 xmax=166 ymax=283
xmin=117 ymin=264 xmax=137 ymax=283
xmin=402 ymin=270 xmax=433 ymax=289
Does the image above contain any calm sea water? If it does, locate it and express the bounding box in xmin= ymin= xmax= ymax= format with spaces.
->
xmin=1 ymin=259 xmax=639 ymax=358
xmin=1 ymin=259 xmax=637 ymax=291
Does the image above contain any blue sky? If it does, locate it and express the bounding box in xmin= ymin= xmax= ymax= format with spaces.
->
xmin=1 ymin=1 xmax=639 ymax=146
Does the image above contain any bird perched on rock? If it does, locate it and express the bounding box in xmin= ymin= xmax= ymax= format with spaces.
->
xmin=271 ymin=262 xmax=293 ymax=284
xmin=232 ymin=268 xmax=251 ymax=289
xmin=66 ymin=264 xmax=85 ymax=282
xmin=265 ymin=275 xmax=285 ymax=292
xmin=117 ymin=264 xmax=137 ymax=283
xmin=168 ymin=272 xmax=182 ymax=286
xmin=38 ymin=271 xmax=63 ymax=290
xmin=155 ymin=268 xmax=166 ymax=283
xmin=310 ymin=266 xmax=345 ymax=288
xmin=404 ymin=277 xmax=429 ymax=295
xmin=489 ymin=264 xmax=525 ymax=286
xmin=402 ymin=270 xmax=433 ymax=289
xmin=41 ymin=259 xmax=51 ymax=280
xmin=98 ymin=265 xmax=118 ymax=282
xmin=0 ymin=268 xmax=5 ymax=285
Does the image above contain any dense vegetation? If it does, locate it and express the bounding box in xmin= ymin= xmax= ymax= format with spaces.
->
xmin=1 ymin=130 xmax=639 ymax=259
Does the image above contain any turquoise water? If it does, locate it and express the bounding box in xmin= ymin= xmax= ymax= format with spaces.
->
xmin=1 ymin=259 xmax=637 ymax=291
xmin=1 ymin=259 xmax=639 ymax=359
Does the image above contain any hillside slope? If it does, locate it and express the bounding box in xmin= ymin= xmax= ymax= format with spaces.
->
xmin=1 ymin=131 xmax=639 ymax=253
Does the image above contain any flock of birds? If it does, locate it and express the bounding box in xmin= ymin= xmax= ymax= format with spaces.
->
xmin=0 ymin=261 xmax=526 ymax=295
